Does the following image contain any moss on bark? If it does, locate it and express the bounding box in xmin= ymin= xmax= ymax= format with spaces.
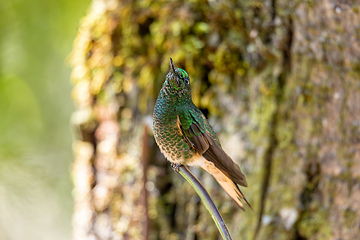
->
xmin=71 ymin=0 xmax=360 ymax=239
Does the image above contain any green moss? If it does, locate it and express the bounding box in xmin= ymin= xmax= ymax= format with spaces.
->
xmin=344 ymin=209 xmax=357 ymax=228
xmin=297 ymin=209 xmax=332 ymax=239
xmin=353 ymin=6 xmax=359 ymax=14
xmin=276 ymin=121 xmax=295 ymax=149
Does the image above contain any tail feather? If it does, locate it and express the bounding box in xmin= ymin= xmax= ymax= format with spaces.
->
xmin=200 ymin=158 xmax=252 ymax=211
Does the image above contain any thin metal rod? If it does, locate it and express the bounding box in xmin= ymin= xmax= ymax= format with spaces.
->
xmin=177 ymin=165 xmax=232 ymax=240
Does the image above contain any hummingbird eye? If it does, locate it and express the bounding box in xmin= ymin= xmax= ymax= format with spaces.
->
xmin=175 ymin=68 xmax=190 ymax=85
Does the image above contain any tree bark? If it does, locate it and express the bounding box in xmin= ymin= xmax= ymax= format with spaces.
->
xmin=71 ymin=0 xmax=360 ymax=239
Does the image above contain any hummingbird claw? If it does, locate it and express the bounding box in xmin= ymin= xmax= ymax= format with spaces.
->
xmin=171 ymin=163 xmax=181 ymax=173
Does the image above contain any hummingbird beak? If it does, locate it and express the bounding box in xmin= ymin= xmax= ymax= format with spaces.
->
xmin=169 ymin=58 xmax=181 ymax=86
xmin=170 ymin=58 xmax=176 ymax=75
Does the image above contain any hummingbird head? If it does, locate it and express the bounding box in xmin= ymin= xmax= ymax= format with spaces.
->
xmin=163 ymin=58 xmax=191 ymax=100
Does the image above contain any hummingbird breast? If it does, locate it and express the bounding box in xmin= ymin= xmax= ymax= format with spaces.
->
xmin=153 ymin=91 xmax=199 ymax=165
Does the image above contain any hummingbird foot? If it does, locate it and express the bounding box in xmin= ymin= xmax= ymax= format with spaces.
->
xmin=171 ymin=163 xmax=181 ymax=173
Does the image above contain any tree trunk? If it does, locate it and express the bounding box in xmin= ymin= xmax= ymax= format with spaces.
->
xmin=70 ymin=0 xmax=360 ymax=239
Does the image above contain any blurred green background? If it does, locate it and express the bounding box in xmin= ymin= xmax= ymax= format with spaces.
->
xmin=0 ymin=0 xmax=89 ymax=239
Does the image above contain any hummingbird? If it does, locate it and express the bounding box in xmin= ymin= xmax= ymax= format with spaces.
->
xmin=153 ymin=58 xmax=251 ymax=210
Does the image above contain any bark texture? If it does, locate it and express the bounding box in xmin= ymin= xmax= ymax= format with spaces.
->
xmin=71 ymin=0 xmax=360 ymax=239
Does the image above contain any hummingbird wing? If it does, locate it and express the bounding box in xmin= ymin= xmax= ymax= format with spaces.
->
xmin=178 ymin=107 xmax=251 ymax=210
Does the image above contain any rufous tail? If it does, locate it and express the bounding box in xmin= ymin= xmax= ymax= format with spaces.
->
xmin=200 ymin=160 xmax=252 ymax=211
